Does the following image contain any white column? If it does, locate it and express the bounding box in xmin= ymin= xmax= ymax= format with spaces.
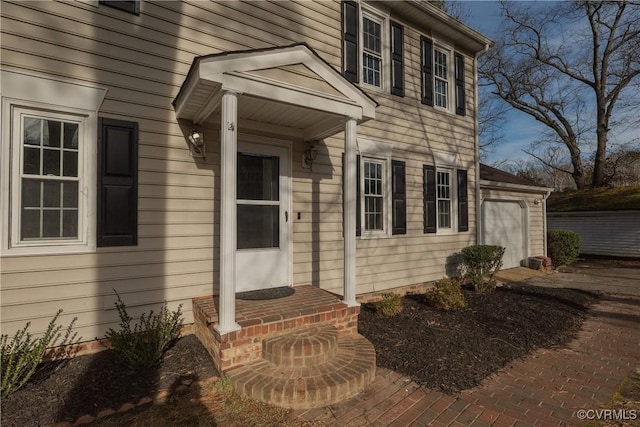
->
xmin=216 ymin=90 xmax=241 ymax=335
xmin=343 ymin=118 xmax=359 ymax=307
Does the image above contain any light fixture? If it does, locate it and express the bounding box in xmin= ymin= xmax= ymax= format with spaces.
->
xmin=302 ymin=143 xmax=319 ymax=170
xmin=188 ymin=128 xmax=205 ymax=158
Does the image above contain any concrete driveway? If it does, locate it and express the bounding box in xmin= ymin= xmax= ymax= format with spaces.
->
xmin=497 ymin=257 xmax=640 ymax=296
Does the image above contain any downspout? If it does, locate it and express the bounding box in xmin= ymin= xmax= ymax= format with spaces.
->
xmin=542 ymin=189 xmax=552 ymax=257
xmin=474 ymin=43 xmax=491 ymax=245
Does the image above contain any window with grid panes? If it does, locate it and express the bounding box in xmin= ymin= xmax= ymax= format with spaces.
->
xmin=363 ymin=160 xmax=384 ymax=231
xmin=19 ymin=113 xmax=81 ymax=241
xmin=362 ymin=15 xmax=383 ymax=87
xmin=433 ymin=48 xmax=449 ymax=108
xmin=437 ymin=169 xmax=452 ymax=229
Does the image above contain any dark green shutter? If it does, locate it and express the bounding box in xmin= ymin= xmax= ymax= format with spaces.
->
xmin=455 ymin=53 xmax=466 ymax=116
xmin=342 ymin=1 xmax=359 ymax=83
xmin=423 ymin=165 xmax=436 ymax=233
xmin=342 ymin=153 xmax=361 ymax=236
xmin=390 ymin=21 xmax=404 ymax=97
xmin=97 ymin=118 xmax=138 ymax=247
xmin=421 ymin=37 xmax=433 ymax=106
xmin=457 ymin=169 xmax=468 ymax=232
xmin=391 ymin=160 xmax=406 ymax=234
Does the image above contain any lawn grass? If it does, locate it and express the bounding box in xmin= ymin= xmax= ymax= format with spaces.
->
xmin=547 ymin=185 xmax=640 ymax=212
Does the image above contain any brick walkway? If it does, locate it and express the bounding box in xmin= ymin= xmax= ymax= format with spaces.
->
xmin=294 ymin=295 xmax=640 ymax=426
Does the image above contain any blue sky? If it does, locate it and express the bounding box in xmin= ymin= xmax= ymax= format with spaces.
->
xmin=460 ymin=1 xmax=545 ymax=165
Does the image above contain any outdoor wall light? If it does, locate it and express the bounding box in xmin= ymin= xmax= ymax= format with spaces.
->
xmin=302 ymin=143 xmax=319 ymax=170
xmin=188 ymin=128 xmax=206 ymax=158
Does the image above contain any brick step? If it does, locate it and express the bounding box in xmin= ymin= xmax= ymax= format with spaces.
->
xmin=226 ymin=333 xmax=376 ymax=410
xmin=263 ymin=324 xmax=338 ymax=368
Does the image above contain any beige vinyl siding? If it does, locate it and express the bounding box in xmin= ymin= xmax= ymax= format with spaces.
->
xmin=1 ymin=0 xmax=480 ymax=340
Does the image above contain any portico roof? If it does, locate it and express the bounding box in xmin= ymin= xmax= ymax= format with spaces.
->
xmin=173 ymin=43 xmax=377 ymax=141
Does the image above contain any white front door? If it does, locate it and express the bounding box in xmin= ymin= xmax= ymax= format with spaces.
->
xmin=235 ymin=141 xmax=290 ymax=292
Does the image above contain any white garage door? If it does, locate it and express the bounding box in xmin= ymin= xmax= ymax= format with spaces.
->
xmin=482 ymin=200 xmax=525 ymax=269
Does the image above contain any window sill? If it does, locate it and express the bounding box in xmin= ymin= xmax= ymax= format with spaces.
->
xmin=359 ymin=231 xmax=392 ymax=239
xmin=1 ymin=243 xmax=96 ymax=257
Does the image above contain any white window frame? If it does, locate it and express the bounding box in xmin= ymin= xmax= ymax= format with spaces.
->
xmin=432 ymin=40 xmax=454 ymax=113
xmin=358 ymin=137 xmax=393 ymax=238
xmin=359 ymin=6 xmax=390 ymax=92
xmin=363 ymin=158 xmax=385 ymax=232
xmin=1 ymin=69 xmax=106 ymax=256
xmin=432 ymin=151 xmax=459 ymax=235
xmin=436 ymin=167 xmax=454 ymax=231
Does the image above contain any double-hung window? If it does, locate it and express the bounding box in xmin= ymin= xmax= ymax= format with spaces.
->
xmin=423 ymin=154 xmax=469 ymax=234
xmin=363 ymin=159 xmax=384 ymax=231
xmin=436 ymin=169 xmax=452 ymax=229
xmin=362 ymin=15 xmax=383 ymax=88
xmin=421 ymin=38 xmax=465 ymax=115
xmin=2 ymin=71 xmax=138 ymax=255
xmin=345 ymin=137 xmax=406 ymax=237
xmin=433 ymin=48 xmax=449 ymax=109
xmin=342 ymin=2 xmax=405 ymax=95
xmin=18 ymin=111 xmax=82 ymax=241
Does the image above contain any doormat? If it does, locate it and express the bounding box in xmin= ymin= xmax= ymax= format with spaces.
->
xmin=236 ymin=286 xmax=295 ymax=301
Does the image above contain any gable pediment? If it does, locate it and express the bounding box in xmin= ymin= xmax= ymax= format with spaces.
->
xmin=174 ymin=43 xmax=377 ymax=125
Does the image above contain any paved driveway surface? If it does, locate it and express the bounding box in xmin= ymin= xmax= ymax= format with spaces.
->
xmin=526 ymin=258 xmax=640 ymax=296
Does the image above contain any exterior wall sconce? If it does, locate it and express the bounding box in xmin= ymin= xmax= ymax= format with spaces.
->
xmin=188 ymin=129 xmax=205 ymax=158
xmin=533 ymin=198 xmax=541 ymax=205
xmin=302 ymin=143 xmax=319 ymax=170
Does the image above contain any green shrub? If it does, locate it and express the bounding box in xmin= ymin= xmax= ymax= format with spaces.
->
xmin=547 ymin=229 xmax=581 ymax=266
xmin=1 ymin=310 xmax=77 ymax=397
xmin=105 ymin=291 xmax=183 ymax=370
xmin=425 ymin=278 xmax=467 ymax=310
xmin=460 ymin=245 xmax=506 ymax=292
xmin=374 ymin=293 xmax=403 ymax=317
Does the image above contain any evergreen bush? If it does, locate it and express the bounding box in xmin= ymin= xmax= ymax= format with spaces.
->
xmin=425 ymin=278 xmax=467 ymax=310
xmin=547 ymin=229 xmax=581 ymax=266
xmin=460 ymin=244 xmax=506 ymax=292
xmin=374 ymin=293 xmax=403 ymax=317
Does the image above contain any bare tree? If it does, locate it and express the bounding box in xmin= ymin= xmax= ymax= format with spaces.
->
xmin=481 ymin=1 xmax=640 ymax=189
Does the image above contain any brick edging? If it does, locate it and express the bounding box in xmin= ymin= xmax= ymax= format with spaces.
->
xmin=51 ymin=375 xmax=219 ymax=426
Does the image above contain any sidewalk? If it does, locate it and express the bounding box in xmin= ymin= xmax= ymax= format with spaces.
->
xmin=293 ymin=294 xmax=640 ymax=426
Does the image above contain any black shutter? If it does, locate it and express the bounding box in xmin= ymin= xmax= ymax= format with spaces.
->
xmin=390 ymin=21 xmax=404 ymax=97
xmin=391 ymin=160 xmax=406 ymax=235
xmin=421 ymin=37 xmax=434 ymax=106
xmin=455 ymin=53 xmax=466 ymax=116
xmin=457 ymin=169 xmax=469 ymax=232
xmin=99 ymin=0 xmax=139 ymax=15
xmin=342 ymin=153 xmax=361 ymax=236
xmin=97 ymin=118 xmax=138 ymax=247
xmin=356 ymin=154 xmax=361 ymax=236
xmin=342 ymin=1 xmax=359 ymax=83
xmin=423 ymin=165 xmax=436 ymax=233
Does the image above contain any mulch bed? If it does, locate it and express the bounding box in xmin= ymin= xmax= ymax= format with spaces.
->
xmin=1 ymin=334 xmax=219 ymax=427
xmin=358 ymin=284 xmax=599 ymax=394
xmin=2 ymin=284 xmax=599 ymax=426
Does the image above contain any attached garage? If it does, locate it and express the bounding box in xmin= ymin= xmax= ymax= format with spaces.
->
xmin=479 ymin=165 xmax=553 ymax=270
xmin=481 ymin=200 xmax=526 ymax=269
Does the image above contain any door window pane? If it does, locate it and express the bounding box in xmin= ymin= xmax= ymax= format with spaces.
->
xmin=237 ymin=205 xmax=279 ymax=249
xmin=237 ymin=153 xmax=279 ymax=201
